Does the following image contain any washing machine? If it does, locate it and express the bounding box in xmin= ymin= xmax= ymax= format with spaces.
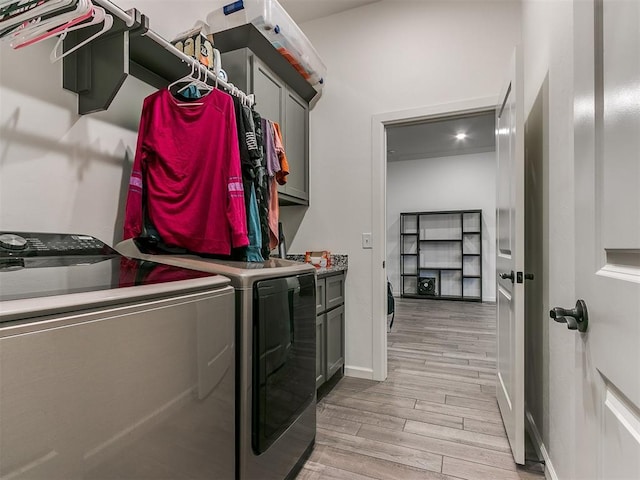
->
xmin=117 ymin=239 xmax=317 ymax=480
xmin=0 ymin=232 xmax=236 ymax=480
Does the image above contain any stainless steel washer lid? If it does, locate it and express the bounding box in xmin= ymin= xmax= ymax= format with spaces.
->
xmin=0 ymin=232 xmax=232 ymax=324
xmin=0 ymin=257 xmax=231 ymax=323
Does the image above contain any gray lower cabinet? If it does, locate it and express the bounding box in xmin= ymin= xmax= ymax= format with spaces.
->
xmin=220 ymin=48 xmax=310 ymax=205
xmin=316 ymin=276 xmax=326 ymax=315
xmin=316 ymin=314 xmax=326 ymax=388
xmin=316 ymin=273 xmax=345 ymax=389
xmin=325 ymin=274 xmax=345 ymax=311
xmin=326 ymin=305 xmax=345 ymax=379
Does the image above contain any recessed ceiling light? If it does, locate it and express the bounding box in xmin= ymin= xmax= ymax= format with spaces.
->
xmin=455 ymin=133 xmax=467 ymax=140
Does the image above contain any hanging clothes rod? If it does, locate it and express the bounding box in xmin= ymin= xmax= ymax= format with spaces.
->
xmin=92 ymin=0 xmax=254 ymax=107
xmin=92 ymin=0 xmax=135 ymax=27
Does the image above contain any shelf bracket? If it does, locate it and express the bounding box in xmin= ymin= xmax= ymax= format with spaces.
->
xmin=62 ymin=9 xmax=147 ymax=115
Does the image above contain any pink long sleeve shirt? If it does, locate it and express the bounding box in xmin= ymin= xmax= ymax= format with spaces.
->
xmin=123 ymin=88 xmax=248 ymax=254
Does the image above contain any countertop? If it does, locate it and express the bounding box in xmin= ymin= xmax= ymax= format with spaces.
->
xmin=286 ymin=254 xmax=348 ymax=277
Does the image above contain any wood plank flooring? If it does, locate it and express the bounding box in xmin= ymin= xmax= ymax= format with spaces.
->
xmin=295 ymin=298 xmax=545 ymax=480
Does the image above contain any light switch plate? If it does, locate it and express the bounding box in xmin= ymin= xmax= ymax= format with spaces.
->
xmin=362 ymin=233 xmax=373 ymax=249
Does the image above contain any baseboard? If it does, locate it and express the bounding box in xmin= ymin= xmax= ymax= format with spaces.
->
xmin=344 ymin=366 xmax=374 ymax=380
xmin=525 ymin=408 xmax=559 ymax=480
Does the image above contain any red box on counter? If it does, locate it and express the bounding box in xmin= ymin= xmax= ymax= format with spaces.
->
xmin=304 ymin=251 xmax=331 ymax=268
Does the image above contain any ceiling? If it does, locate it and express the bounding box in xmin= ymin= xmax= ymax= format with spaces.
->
xmin=278 ymin=0 xmax=380 ymax=23
xmin=386 ymin=111 xmax=496 ymax=162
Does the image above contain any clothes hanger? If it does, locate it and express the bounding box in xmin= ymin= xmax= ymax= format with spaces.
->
xmin=167 ymin=58 xmax=197 ymax=92
xmin=177 ymin=61 xmax=213 ymax=96
xmin=1 ymin=1 xmax=70 ymax=39
xmin=0 ymin=0 xmax=76 ymax=37
xmin=0 ymin=0 xmax=71 ymax=27
xmin=202 ymin=63 xmax=217 ymax=94
xmin=0 ymin=0 xmax=43 ymax=17
xmin=10 ymin=12 xmax=93 ymax=51
xmin=212 ymin=48 xmax=221 ymax=88
xmin=169 ymin=59 xmax=207 ymax=107
xmin=48 ymin=7 xmax=113 ymax=61
xmin=8 ymin=0 xmax=101 ymax=51
xmin=4 ymin=0 xmax=91 ymax=46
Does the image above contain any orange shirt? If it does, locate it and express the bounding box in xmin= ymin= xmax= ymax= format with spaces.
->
xmin=273 ymin=122 xmax=289 ymax=185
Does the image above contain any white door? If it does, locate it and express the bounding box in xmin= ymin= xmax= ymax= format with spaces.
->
xmin=495 ymin=47 xmax=525 ymax=465
xmin=573 ymin=0 xmax=640 ymax=478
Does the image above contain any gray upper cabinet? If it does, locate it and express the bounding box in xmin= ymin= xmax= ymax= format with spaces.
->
xmin=281 ymin=90 xmax=309 ymax=202
xmin=217 ymin=25 xmax=315 ymax=206
xmin=251 ymin=58 xmax=309 ymax=202
xmin=252 ymin=56 xmax=285 ymax=125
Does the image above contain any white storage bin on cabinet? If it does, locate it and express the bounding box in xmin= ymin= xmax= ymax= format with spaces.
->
xmin=207 ymin=0 xmax=326 ymax=90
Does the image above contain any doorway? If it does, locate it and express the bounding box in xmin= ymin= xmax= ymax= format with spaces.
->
xmin=370 ymin=97 xmax=498 ymax=382
xmin=372 ymin=94 xmax=549 ymax=473
xmin=385 ymin=111 xmax=497 ymax=302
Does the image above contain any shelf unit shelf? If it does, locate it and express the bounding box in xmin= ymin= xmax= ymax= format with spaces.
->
xmin=421 ymin=267 xmax=463 ymax=271
xmin=400 ymin=209 xmax=483 ymax=302
xmin=419 ymin=239 xmax=463 ymax=242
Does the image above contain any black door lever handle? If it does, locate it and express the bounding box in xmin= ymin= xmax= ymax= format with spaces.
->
xmin=499 ymin=271 xmax=514 ymax=282
xmin=549 ymin=299 xmax=589 ymax=332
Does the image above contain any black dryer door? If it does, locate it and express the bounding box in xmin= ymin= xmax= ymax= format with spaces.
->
xmin=252 ymin=273 xmax=315 ymax=454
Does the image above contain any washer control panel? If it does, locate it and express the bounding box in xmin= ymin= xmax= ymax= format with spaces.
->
xmin=0 ymin=232 xmax=117 ymax=258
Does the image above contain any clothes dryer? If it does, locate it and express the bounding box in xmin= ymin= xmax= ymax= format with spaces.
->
xmin=117 ymin=239 xmax=317 ymax=480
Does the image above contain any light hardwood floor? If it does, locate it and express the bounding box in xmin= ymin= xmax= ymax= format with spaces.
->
xmin=296 ymin=298 xmax=545 ymax=480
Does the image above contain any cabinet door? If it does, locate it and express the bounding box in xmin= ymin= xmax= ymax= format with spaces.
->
xmin=326 ymin=305 xmax=345 ymax=379
xmin=279 ymin=89 xmax=309 ymax=202
xmin=325 ymin=274 xmax=345 ymax=311
xmin=316 ymin=314 xmax=326 ymax=389
xmin=316 ymin=277 xmax=326 ymax=315
xmin=251 ymin=56 xmax=284 ymax=125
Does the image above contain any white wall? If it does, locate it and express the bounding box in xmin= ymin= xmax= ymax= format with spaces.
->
xmin=521 ymin=1 xmax=576 ymax=479
xmin=0 ymin=1 xmax=225 ymax=243
xmin=0 ymin=41 xmax=153 ymax=244
xmin=282 ymin=0 xmax=520 ymax=378
xmin=386 ymin=152 xmax=496 ymax=302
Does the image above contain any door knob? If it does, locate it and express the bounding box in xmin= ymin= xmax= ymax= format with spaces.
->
xmin=549 ymin=299 xmax=589 ymax=332
xmin=500 ymin=271 xmax=514 ymax=282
